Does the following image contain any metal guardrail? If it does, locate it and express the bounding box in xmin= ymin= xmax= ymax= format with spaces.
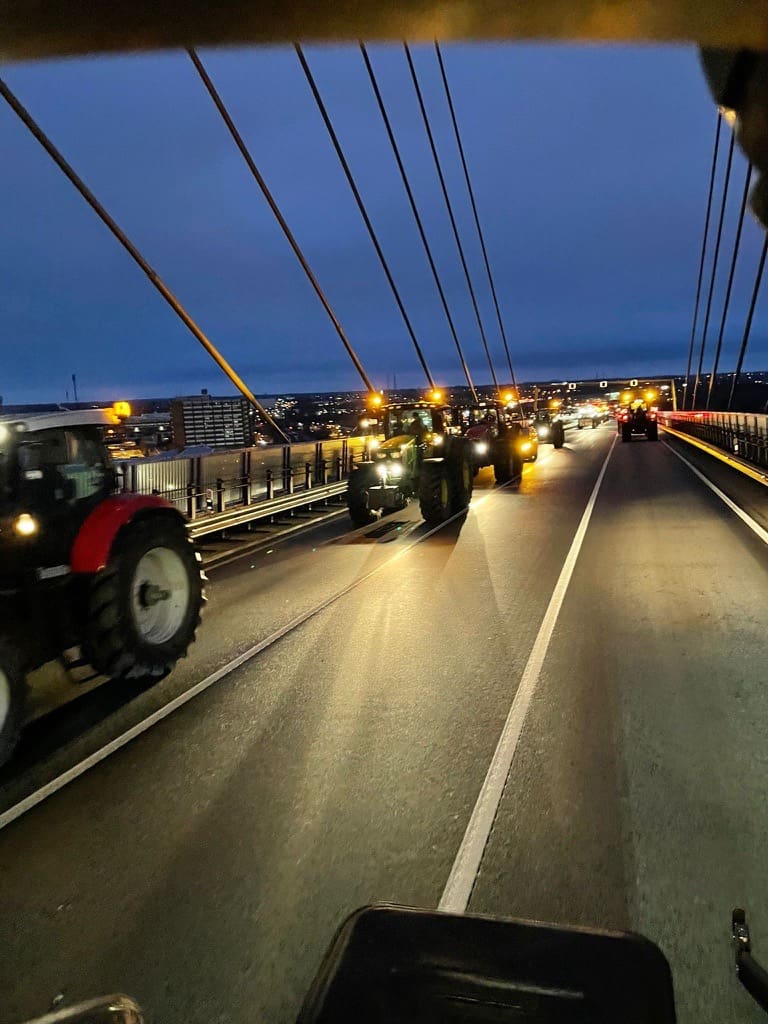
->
xmin=115 ymin=436 xmax=368 ymax=535
xmin=659 ymin=411 xmax=768 ymax=471
xmin=187 ymin=480 xmax=348 ymax=539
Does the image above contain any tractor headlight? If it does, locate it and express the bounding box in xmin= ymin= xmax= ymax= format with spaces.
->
xmin=520 ymin=441 xmax=533 ymax=453
xmin=474 ymin=441 xmax=488 ymax=455
xmin=388 ymin=461 xmax=403 ymax=477
xmin=369 ymin=438 xmax=379 ymax=450
xmin=14 ymin=513 xmax=38 ymax=537
xmin=376 ymin=463 xmax=388 ymax=479
xmin=432 ymin=433 xmax=444 ymax=445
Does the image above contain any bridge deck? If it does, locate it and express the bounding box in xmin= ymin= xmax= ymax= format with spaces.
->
xmin=1 ymin=424 xmax=766 ymax=1024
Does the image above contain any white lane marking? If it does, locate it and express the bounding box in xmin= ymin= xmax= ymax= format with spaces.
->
xmin=662 ymin=439 xmax=768 ymax=546
xmin=0 ymin=481 xmax=512 ymax=832
xmin=439 ymin=434 xmax=617 ymax=913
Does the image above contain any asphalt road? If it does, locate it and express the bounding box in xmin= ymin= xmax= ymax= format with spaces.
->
xmin=1 ymin=424 xmax=767 ymax=1024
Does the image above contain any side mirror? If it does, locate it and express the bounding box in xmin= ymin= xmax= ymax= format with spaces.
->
xmin=298 ymin=905 xmax=676 ymax=1024
xmin=20 ymin=995 xmax=142 ymax=1024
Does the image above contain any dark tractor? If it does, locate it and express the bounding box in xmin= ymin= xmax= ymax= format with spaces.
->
xmin=461 ymin=402 xmax=538 ymax=482
xmin=0 ymin=409 xmax=205 ymax=765
xmin=532 ymin=409 xmax=566 ymax=449
xmin=347 ymin=401 xmax=473 ymax=528
xmin=619 ymin=401 xmax=659 ymax=442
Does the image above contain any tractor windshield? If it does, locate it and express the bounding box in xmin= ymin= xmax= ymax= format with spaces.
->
xmin=384 ymin=407 xmax=432 ymax=439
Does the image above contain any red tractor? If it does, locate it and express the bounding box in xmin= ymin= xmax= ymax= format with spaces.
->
xmin=0 ymin=409 xmax=205 ymax=764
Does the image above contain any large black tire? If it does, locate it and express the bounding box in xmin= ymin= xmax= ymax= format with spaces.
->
xmin=552 ymin=423 xmax=565 ymax=449
xmin=347 ymin=465 xmax=377 ymax=526
xmin=647 ymin=421 xmax=659 ymax=441
xmin=419 ymin=460 xmax=452 ymax=526
xmin=449 ymin=453 xmax=473 ymax=513
xmin=621 ymin=422 xmax=633 ymax=442
xmin=592 ymin=418 xmax=599 ymax=429
xmin=0 ymin=636 xmax=26 ymax=767
xmin=83 ymin=516 xmax=205 ymax=683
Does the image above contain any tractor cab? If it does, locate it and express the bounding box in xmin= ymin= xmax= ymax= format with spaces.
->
xmin=0 ymin=410 xmax=117 ymax=582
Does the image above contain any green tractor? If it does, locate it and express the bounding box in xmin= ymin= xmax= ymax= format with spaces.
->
xmin=348 ymin=401 xmax=473 ymax=528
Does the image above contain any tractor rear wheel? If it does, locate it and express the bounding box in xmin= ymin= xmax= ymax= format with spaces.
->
xmin=647 ymin=421 xmax=659 ymax=441
xmin=83 ymin=516 xmax=204 ymax=683
xmin=0 ymin=635 xmax=26 ymax=767
xmin=621 ymin=422 xmax=633 ymax=442
xmin=419 ymin=460 xmax=452 ymax=526
xmin=552 ymin=423 xmax=565 ymax=449
xmin=493 ymin=442 xmax=523 ymax=483
xmin=347 ymin=466 xmax=377 ymax=525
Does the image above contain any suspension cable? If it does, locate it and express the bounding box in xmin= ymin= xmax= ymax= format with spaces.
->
xmin=727 ymin=232 xmax=768 ymax=411
xmin=359 ymin=43 xmax=477 ymax=402
xmin=295 ymin=45 xmax=435 ymax=391
xmin=403 ymin=42 xmax=499 ymax=396
xmin=0 ymin=74 xmax=290 ymax=443
xmin=434 ymin=41 xmax=518 ymax=395
xmin=188 ymin=49 xmax=375 ymax=395
xmin=691 ymin=127 xmax=736 ymax=410
xmin=684 ymin=113 xmax=722 ymax=410
xmin=706 ymin=160 xmax=752 ymax=409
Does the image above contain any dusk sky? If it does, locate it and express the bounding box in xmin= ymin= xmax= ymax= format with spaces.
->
xmin=1 ymin=42 xmax=765 ymax=404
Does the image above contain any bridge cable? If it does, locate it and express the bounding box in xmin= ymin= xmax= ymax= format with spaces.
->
xmin=359 ymin=43 xmax=478 ymax=402
xmin=295 ymin=44 xmax=435 ymax=390
xmin=690 ymin=126 xmax=736 ymax=410
xmin=705 ymin=160 xmax=752 ymax=409
xmin=403 ymin=42 xmax=500 ymax=396
xmin=727 ymin=231 xmax=768 ymax=410
xmin=684 ymin=113 xmax=722 ymax=409
xmin=187 ymin=49 xmax=375 ymax=395
xmin=434 ymin=41 xmax=518 ymax=395
xmin=0 ymin=75 xmax=290 ymax=443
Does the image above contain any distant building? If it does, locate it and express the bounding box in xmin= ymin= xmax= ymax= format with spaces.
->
xmin=170 ymin=392 xmax=252 ymax=449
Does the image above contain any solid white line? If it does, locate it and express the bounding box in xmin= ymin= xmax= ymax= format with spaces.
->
xmin=662 ymin=439 xmax=768 ymax=546
xmin=438 ymin=435 xmax=617 ymax=913
xmin=0 ymin=482 xmax=505 ymax=832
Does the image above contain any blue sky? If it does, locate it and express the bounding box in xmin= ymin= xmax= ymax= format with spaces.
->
xmin=0 ymin=42 xmax=764 ymax=403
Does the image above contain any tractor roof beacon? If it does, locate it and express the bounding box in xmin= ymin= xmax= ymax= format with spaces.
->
xmin=347 ymin=399 xmax=473 ymax=528
xmin=0 ymin=409 xmax=205 ymax=765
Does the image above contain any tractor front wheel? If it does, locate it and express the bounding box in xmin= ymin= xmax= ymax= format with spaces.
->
xmin=419 ymin=461 xmax=452 ymax=526
xmin=83 ymin=516 xmax=204 ymax=683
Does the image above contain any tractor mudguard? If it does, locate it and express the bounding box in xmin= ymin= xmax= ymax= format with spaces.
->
xmin=70 ymin=494 xmax=181 ymax=574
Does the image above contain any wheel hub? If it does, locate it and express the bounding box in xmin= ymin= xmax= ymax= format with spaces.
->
xmin=131 ymin=545 xmax=191 ymax=645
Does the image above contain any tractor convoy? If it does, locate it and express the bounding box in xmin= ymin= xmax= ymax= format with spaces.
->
xmin=347 ymin=391 xmax=546 ymax=529
xmin=0 ymin=388 xmax=616 ymax=766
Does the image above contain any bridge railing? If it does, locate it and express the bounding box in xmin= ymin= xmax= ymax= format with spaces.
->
xmin=116 ymin=436 xmax=369 ymax=520
xmin=659 ymin=411 xmax=768 ymax=471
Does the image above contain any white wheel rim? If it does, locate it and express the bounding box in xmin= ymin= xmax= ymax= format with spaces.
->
xmin=131 ymin=547 xmax=191 ymax=645
xmin=0 ymin=669 xmax=10 ymax=732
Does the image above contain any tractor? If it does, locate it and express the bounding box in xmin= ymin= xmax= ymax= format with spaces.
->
xmin=0 ymin=408 xmax=205 ymax=764
xmin=618 ymin=399 xmax=659 ymax=442
xmin=347 ymin=399 xmax=473 ymax=528
xmin=460 ymin=401 xmax=539 ymax=481
xmin=532 ymin=409 xmax=566 ymax=448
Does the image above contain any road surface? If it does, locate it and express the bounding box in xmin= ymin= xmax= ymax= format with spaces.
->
xmin=1 ymin=424 xmax=767 ymax=1024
